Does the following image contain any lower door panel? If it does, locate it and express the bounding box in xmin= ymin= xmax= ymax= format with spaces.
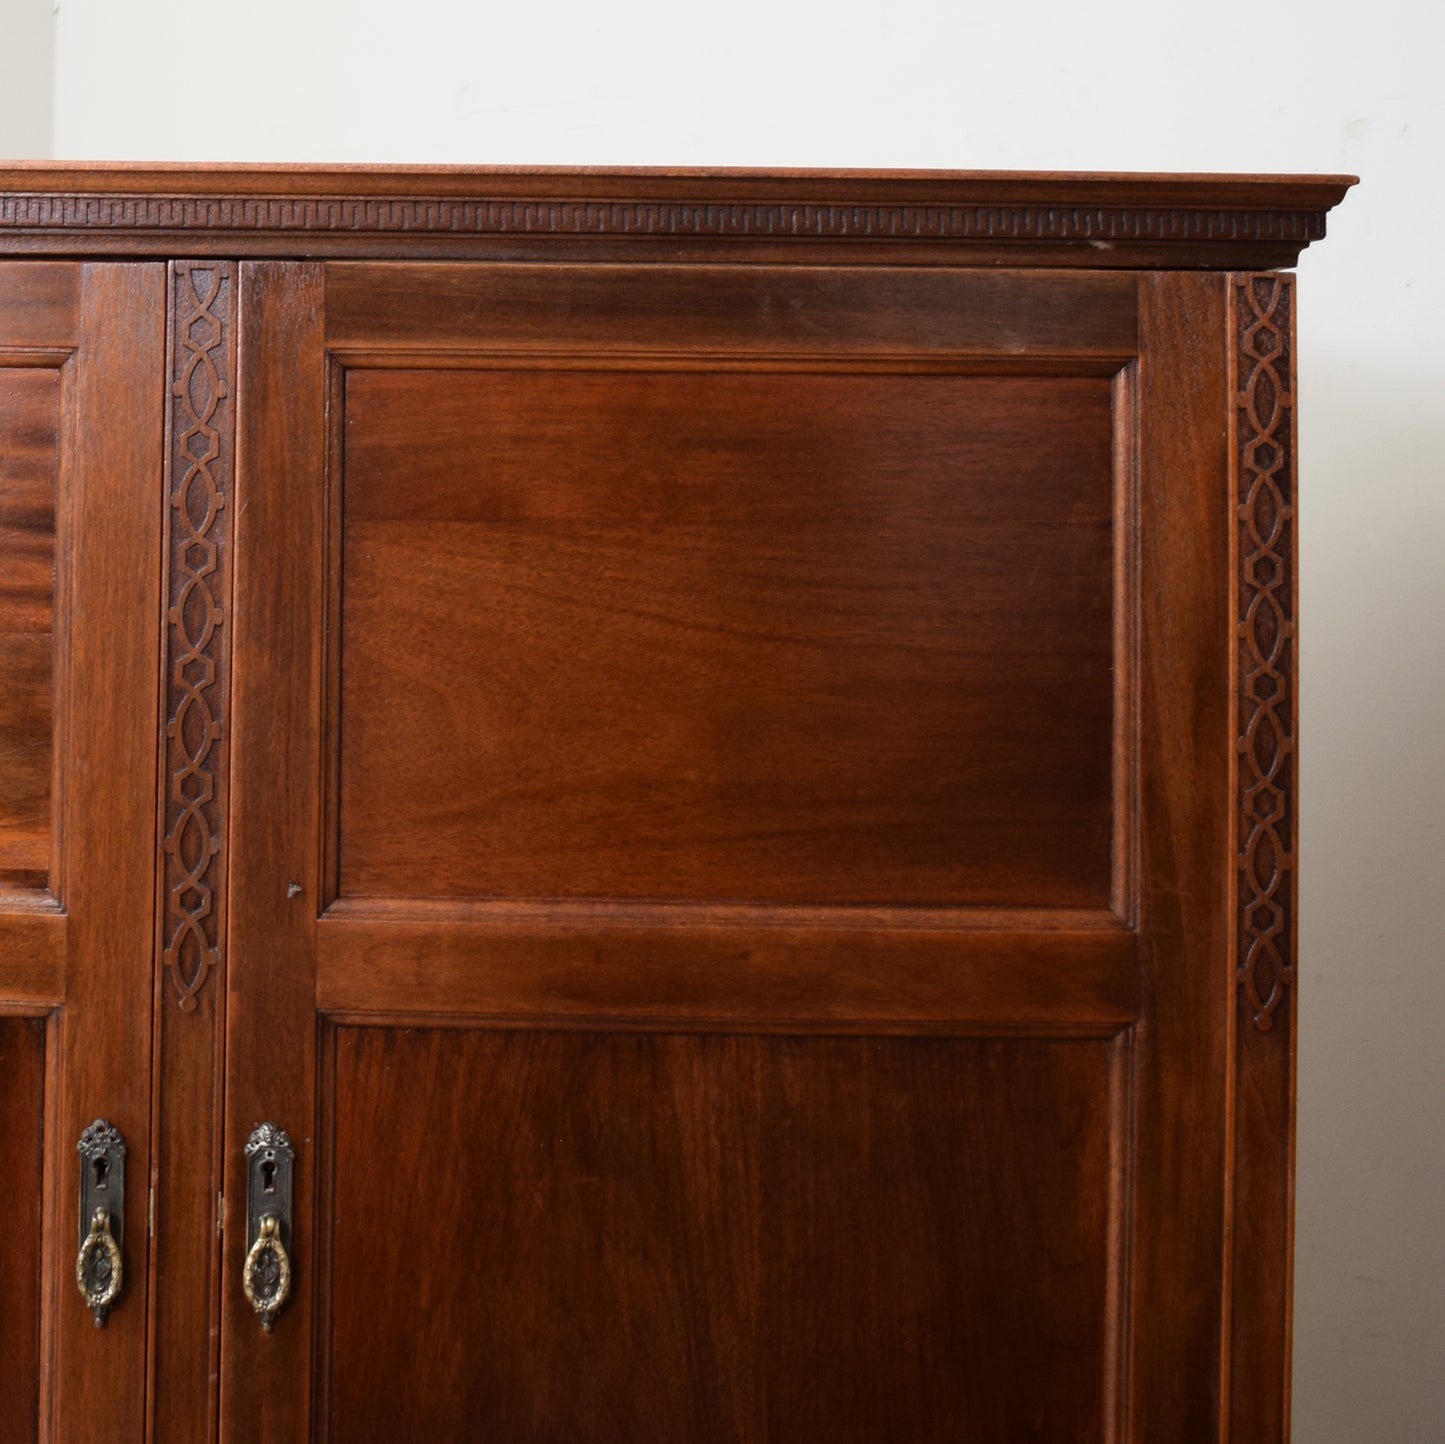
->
xmin=320 ymin=1026 xmax=1126 ymax=1443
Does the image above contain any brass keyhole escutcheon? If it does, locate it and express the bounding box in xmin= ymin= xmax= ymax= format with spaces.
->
xmin=244 ymin=1124 xmax=296 ymax=1331
xmin=76 ymin=1120 xmax=126 ymax=1327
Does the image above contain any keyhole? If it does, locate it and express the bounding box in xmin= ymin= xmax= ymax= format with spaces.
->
xmin=261 ymin=1156 xmax=276 ymax=1195
xmin=93 ymin=1156 xmax=110 ymax=1192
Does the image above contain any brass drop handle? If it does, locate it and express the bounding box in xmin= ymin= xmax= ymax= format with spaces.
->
xmin=243 ymin=1214 xmax=292 ymax=1331
xmin=243 ymin=1123 xmax=295 ymax=1331
xmin=76 ymin=1119 xmax=126 ymax=1327
xmin=75 ymin=1206 xmax=122 ymax=1326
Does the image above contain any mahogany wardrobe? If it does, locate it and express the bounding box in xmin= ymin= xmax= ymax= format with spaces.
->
xmin=0 ymin=165 xmax=1352 ymax=1441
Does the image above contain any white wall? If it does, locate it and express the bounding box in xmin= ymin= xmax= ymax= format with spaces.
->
xmin=32 ymin=1 xmax=1445 ymax=1435
xmin=0 ymin=0 xmax=54 ymax=157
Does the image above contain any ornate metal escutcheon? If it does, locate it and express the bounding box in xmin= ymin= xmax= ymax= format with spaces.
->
xmin=243 ymin=1123 xmax=295 ymax=1331
xmin=76 ymin=1119 xmax=126 ymax=1327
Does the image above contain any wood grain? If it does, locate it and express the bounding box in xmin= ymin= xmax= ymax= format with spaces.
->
xmin=1127 ymin=273 xmax=1235 ymax=1439
xmin=326 ymin=263 xmax=1139 ymax=358
xmin=43 ymin=263 xmax=166 ymax=1444
xmin=338 ymin=368 xmax=1116 ymax=908
xmin=220 ymin=263 xmax=326 ymax=1444
xmin=0 ymin=263 xmax=78 ymax=348
xmin=2 ymin=263 xmax=169 ymax=1444
xmin=0 ymin=366 xmax=58 ymax=889
xmin=1227 ymin=272 xmax=1299 ymax=1443
xmin=316 ymin=906 xmax=1138 ymax=1030
xmin=146 ymin=260 xmax=237 ymax=1444
xmin=0 ymin=171 xmax=1353 ymax=1442
xmin=322 ymin=1026 xmax=1121 ymax=1443
xmin=0 ymin=1015 xmax=45 ymax=1440
xmin=0 ymin=906 xmax=63 ymax=1002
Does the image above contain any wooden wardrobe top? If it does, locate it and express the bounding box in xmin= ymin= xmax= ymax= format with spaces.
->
xmin=0 ymin=164 xmax=1355 ymax=268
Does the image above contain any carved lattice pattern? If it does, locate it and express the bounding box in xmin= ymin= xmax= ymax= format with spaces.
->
xmin=162 ymin=263 xmax=233 ymax=1011
xmin=1234 ymin=274 xmax=1296 ymax=1032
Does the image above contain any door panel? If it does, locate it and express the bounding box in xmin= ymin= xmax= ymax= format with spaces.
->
xmin=322 ymin=1027 xmax=1124 ymax=1443
xmin=223 ymin=261 xmax=1234 ymax=1441
xmin=0 ymin=1016 xmax=46 ymax=1436
xmin=0 ymin=262 xmax=165 ymax=1442
xmin=0 ymin=367 xmax=57 ymax=890
xmin=337 ymin=367 xmax=1115 ymax=907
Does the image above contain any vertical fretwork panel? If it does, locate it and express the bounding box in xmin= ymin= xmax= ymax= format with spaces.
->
xmin=147 ymin=260 xmax=237 ymax=1444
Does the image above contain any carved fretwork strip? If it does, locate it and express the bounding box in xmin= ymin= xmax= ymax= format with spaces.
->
xmin=1233 ymin=273 xmax=1296 ymax=1032
xmin=161 ymin=263 xmax=234 ymax=1011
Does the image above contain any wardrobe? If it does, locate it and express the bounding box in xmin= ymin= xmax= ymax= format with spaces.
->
xmin=0 ymin=164 xmax=1353 ymax=1441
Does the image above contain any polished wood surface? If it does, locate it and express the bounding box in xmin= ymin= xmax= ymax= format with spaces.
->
xmin=323 ymin=1027 xmax=1122 ymax=1442
xmin=1227 ymin=273 xmax=1300 ymax=1443
xmin=221 ymin=261 xmax=326 ymax=1442
xmin=146 ymin=261 xmax=238 ymax=1444
xmin=221 ymin=257 xmax=1151 ymax=1441
xmin=315 ymin=903 xmax=1139 ymax=1031
xmin=0 ymin=1016 xmax=46 ymax=1439
xmin=1129 ymin=273 xmax=1236 ymax=1433
xmin=0 ymin=165 xmax=1354 ymax=269
xmin=0 ymin=262 xmax=166 ymax=1444
xmin=325 ymin=262 xmax=1140 ymax=358
xmin=0 ymin=169 xmax=1350 ymax=1443
xmin=0 ymin=366 xmax=57 ymax=889
xmin=45 ymin=264 xmax=165 ymax=1444
xmin=339 ymin=367 xmax=1114 ymax=907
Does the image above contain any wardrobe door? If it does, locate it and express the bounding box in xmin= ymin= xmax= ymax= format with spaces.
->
xmin=0 ymin=263 xmax=165 ymax=1441
xmin=220 ymin=262 xmax=1263 ymax=1441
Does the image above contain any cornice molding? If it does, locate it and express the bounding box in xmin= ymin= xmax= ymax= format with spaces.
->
xmin=0 ymin=168 xmax=1357 ymax=267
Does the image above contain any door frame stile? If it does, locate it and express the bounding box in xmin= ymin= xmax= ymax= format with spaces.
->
xmin=145 ymin=259 xmax=239 ymax=1444
xmin=219 ymin=261 xmax=326 ymax=1444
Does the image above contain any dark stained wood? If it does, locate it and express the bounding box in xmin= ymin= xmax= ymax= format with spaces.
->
xmin=339 ymin=367 xmax=1115 ymax=908
xmin=221 ymin=259 xmax=1148 ymax=1444
xmin=220 ymin=262 xmax=326 ymax=1444
xmin=0 ymin=634 xmax=51 ymax=888
xmin=0 ymin=262 xmax=165 ymax=1444
xmin=0 ymin=267 xmax=69 ymax=1033
xmin=217 ymin=239 xmax=1339 ymax=1441
xmin=0 ymin=169 xmax=1346 ymax=1443
xmin=43 ymin=264 xmax=166 ymax=1444
xmin=0 ymin=1015 xmax=46 ymax=1440
xmin=147 ymin=261 xmax=237 ymax=1444
xmin=0 ymin=165 xmax=1356 ymax=269
xmin=0 ymin=262 xmax=78 ymax=347
xmin=1127 ymin=273 xmax=1236 ymax=1439
xmin=317 ymin=905 xmax=1138 ymax=1031
xmin=0 ymin=905 xmax=64 ymax=1002
xmin=1227 ymin=273 xmax=1299 ymax=1443
xmin=0 ymin=366 xmax=58 ymax=890
xmin=323 ymin=1026 xmax=1122 ymax=1443
xmin=327 ymin=263 xmax=1139 ymax=358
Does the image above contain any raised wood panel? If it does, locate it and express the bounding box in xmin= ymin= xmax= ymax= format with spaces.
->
xmin=0 ymin=263 xmax=78 ymax=347
xmin=337 ymin=368 xmax=1116 ymax=908
xmin=320 ymin=1026 xmax=1126 ymax=1443
xmin=0 ymin=367 xmax=58 ymax=890
xmin=0 ymin=1015 xmax=45 ymax=1439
